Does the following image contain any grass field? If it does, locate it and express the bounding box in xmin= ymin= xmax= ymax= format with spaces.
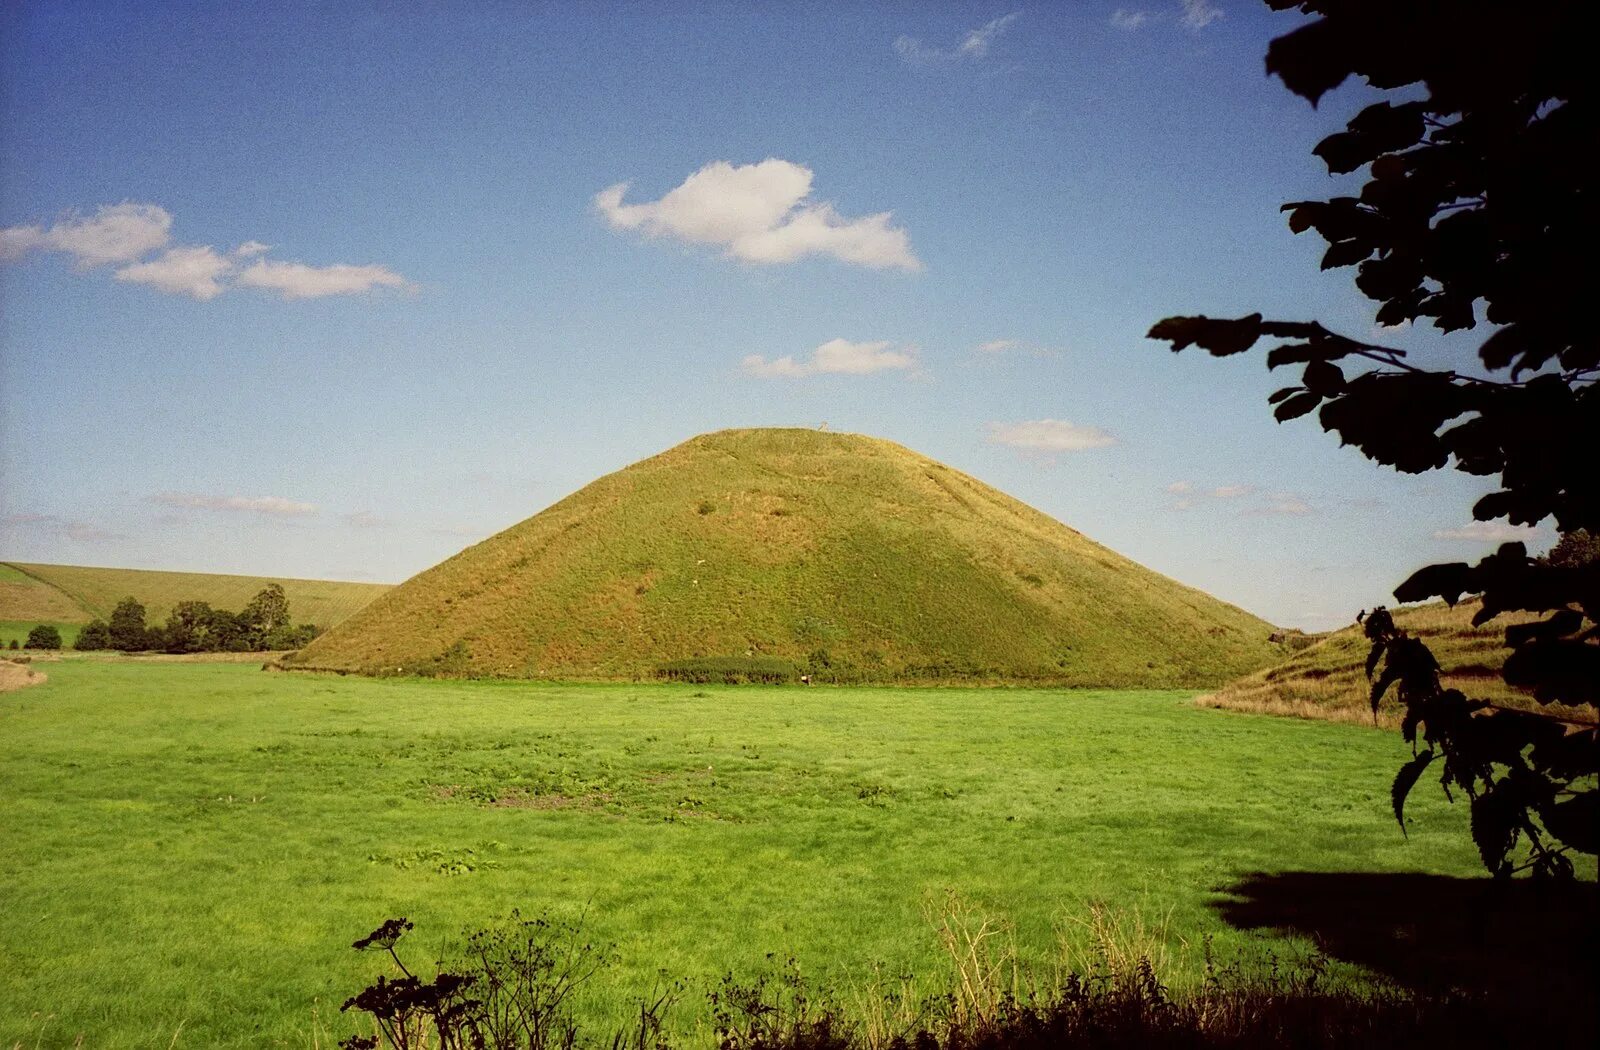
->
xmin=0 ymin=659 xmax=1527 ymax=1048
xmin=0 ymin=562 xmax=390 ymax=638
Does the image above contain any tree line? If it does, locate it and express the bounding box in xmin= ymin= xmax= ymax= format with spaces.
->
xmin=72 ymin=583 xmax=322 ymax=653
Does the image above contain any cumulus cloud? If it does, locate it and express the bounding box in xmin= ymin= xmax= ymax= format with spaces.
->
xmin=152 ymin=492 xmax=318 ymax=517
xmin=114 ymin=246 xmax=234 ymax=300
xmin=0 ymin=201 xmax=410 ymax=301
xmin=0 ymin=203 xmax=174 ymax=267
xmin=743 ymin=338 xmax=917 ymax=379
xmin=1433 ymin=521 xmax=1542 ymax=543
xmin=1180 ymin=0 xmax=1224 ymax=30
xmin=234 ymin=259 xmax=412 ymax=300
xmin=596 ymin=159 xmax=920 ymax=271
xmin=895 ymin=12 xmax=1019 ymax=63
xmin=1110 ymin=9 xmax=1150 ymax=30
xmin=985 ymin=419 xmax=1116 ymax=452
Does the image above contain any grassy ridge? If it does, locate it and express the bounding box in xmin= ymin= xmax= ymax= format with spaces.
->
xmin=0 ymin=562 xmax=390 ymax=639
xmin=0 ymin=661 xmax=1497 ymax=1047
xmin=291 ymin=428 xmax=1282 ymax=685
xmin=1196 ymin=601 xmax=1594 ymax=726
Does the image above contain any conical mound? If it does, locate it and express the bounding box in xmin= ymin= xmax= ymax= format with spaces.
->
xmin=288 ymin=429 xmax=1281 ymax=685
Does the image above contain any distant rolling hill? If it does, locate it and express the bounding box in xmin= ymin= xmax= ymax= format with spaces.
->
xmin=1198 ymin=600 xmax=1593 ymax=726
xmin=288 ymin=428 xmax=1284 ymax=685
xmin=0 ymin=562 xmax=390 ymax=647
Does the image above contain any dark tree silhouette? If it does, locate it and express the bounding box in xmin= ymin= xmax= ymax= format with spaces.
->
xmin=1149 ymin=0 xmax=1596 ymax=877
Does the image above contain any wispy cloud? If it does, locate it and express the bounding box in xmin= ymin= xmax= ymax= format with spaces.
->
xmin=1211 ymin=484 xmax=1254 ymax=499
xmin=1433 ymin=521 xmax=1542 ymax=543
xmin=743 ymin=338 xmax=917 ymax=379
xmin=1245 ymin=494 xmax=1312 ymax=517
xmin=1163 ymin=480 xmax=1260 ymax=510
xmin=1 ymin=202 xmax=412 ymax=301
xmin=0 ymin=203 xmax=172 ymax=267
xmin=1179 ymin=0 xmax=1224 ymax=31
xmin=152 ymin=492 xmax=318 ymax=517
xmin=342 ymin=511 xmax=388 ymax=528
xmin=115 ymin=245 xmax=234 ymax=300
xmin=977 ymin=339 xmax=1018 ymax=354
xmin=233 ymin=259 xmax=412 ymax=300
xmin=596 ymin=159 xmax=920 ymax=271
xmin=973 ymin=338 xmax=1062 ymax=358
xmin=986 ymin=419 xmax=1115 ymax=453
xmin=1110 ymin=9 xmax=1150 ymax=30
xmin=2 ymin=512 xmax=121 ymax=542
xmin=895 ymin=12 xmax=1020 ymax=64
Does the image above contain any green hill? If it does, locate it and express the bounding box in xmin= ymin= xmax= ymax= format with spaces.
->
xmin=1197 ymin=600 xmax=1596 ymax=726
xmin=0 ymin=562 xmax=390 ymax=647
xmin=287 ymin=428 xmax=1283 ymax=685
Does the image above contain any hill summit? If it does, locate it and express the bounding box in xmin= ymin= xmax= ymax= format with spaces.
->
xmin=287 ymin=428 xmax=1280 ymax=684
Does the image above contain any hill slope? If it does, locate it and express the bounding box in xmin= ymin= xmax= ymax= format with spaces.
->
xmin=0 ymin=562 xmax=390 ymax=646
xmin=1197 ymin=601 xmax=1595 ymax=726
xmin=288 ymin=428 xmax=1282 ymax=685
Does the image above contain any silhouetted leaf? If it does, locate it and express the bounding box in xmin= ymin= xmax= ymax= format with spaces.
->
xmin=1274 ymin=391 xmax=1322 ymax=422
xmin=1321 ymin=240 xmax=1373 ymax=269
xmin=1540 ymin=793 xmax=1598 ymax=855
xmin=1267 ymin=385 xmax=1301 ymax=405
xmin=1394 ymin=563 xmax=1472 ymax=605
xmin=1391 ymin=750 xmax=1434 ymax=836
xmin=1470 ymin=787 xmax=1519 ymax=876
xmin=1303 ymin=359 xmax=1346 ymax=395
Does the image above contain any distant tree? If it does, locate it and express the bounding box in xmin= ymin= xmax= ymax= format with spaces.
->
xmin=1545 ymin=530 xmax=1600 ymax=570
xmin=24 ymin=625 xmax=62 ymax=650
xmin=74 ymin=619 xmax=112 ymax=651
xmin=204 ymin=608 xmax=256 ymax=652
xmin=1149 ymin=1 xmax=1595 ymax=877
xmin=162 ymin=600 xmax=216 ymax=654
xmin=242 ymin=584 xmax=291 ymax=638
xmin=7 ymin=638 xmax=17 ymax=650
xmin=266 ymin=622 xmax=322 ymax=651
xmin=107 ymin=597 xmax=151 ymax=652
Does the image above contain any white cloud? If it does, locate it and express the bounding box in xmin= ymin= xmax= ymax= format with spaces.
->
xmin=234 ymin=259 xmax=412 ymax=300
xmin=985 ymin=419 xmax=1116 ymax=452
xmin=0 ymin=203 xmax=173 ymax=267
xmin=1211 ymin=484 xmax=1254 ymax=499
xmin=895 ymin=12 xmax=1019 ymax=63
xmin=152 ymin=492 xmax=318 ymax=517
xmin=1 ymin=202 xmax=410 ymax=301
xmin=977 ymin=339 xmax=1018 ymax=354
xmin=1111 ymin=9 xmax=1150 ymax=30
xmin=596 ymin=159 xmax=920 ymax=271
xmin=743 ymin=338 xmax=917 ymax=379
xmin=1433 ymin=521 xmax=1542 ymax=543
xmin=1179 ymin=0 xmax=1224 ymax=31
xmin=1165 ymin=481 xmax=1194 ymax=494
xmin=1247 ymin=495 xmax=1312 ymax=517
xmin=114 ymin=245 xmax=233 ymax=300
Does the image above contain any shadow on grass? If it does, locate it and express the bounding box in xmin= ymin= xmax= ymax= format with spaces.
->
xmin=1214 ymin=870 xmax=1598 ymax=1001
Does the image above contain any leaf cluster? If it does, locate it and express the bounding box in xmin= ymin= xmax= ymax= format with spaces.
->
xmin=1149 ymin=2 xmax=1597 ymax=876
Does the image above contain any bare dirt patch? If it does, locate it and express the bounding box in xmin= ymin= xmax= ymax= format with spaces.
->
xmin=0 ymin=659 xmax=46 ymax=692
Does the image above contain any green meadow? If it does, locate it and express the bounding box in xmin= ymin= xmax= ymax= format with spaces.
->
xmin=1 ymin=659 xmax=1493 ymax=1048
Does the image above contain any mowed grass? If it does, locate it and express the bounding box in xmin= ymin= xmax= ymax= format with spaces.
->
xmin=0 ymin=561 xmax=390 ymax=629
xmin=1 ymin=660 xmax=1495 ymax=1047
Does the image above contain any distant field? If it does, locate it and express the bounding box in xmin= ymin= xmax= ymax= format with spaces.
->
xmin=1197 ymin=600 xmax=1596 ymax=726
xmin=0 ymin=660 xmax=1506 ymax=1048
xmin=0 ymin=562 xmax=390 ymax=640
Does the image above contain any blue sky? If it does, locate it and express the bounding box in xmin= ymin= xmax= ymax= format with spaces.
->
xmin=0 ymin=1 xmax=1539 ymax=630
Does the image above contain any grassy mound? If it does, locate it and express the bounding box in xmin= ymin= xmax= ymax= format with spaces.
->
xmin=0 ymin=561 xmax=390 ymax=646
xmin=289 ymin=428 xmax=1281 ymax=685
xmin=1199 ymin=600 xmax=1594 ymax=726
